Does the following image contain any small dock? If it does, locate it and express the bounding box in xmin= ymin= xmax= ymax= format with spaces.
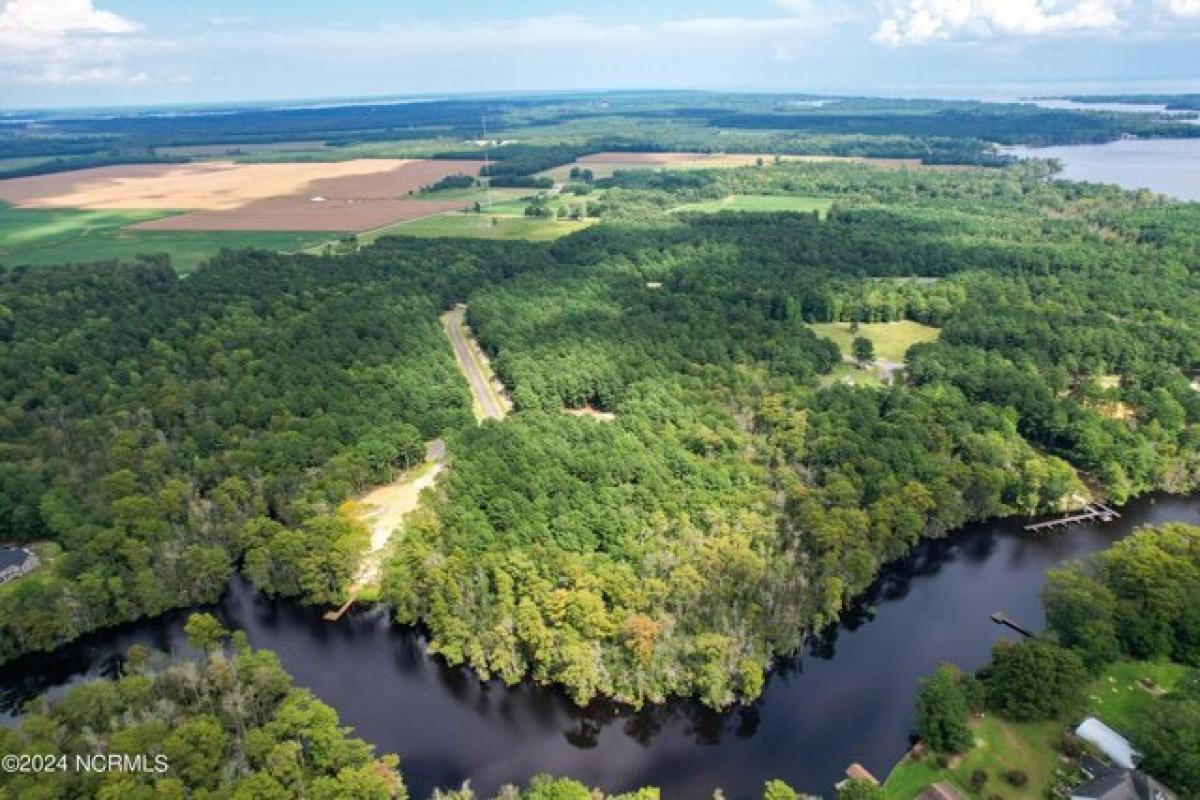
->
xmin=1023 ymin=502 xmax=1119 ymax=532
xmin=322 ymin=591 xmax=359 ymax=622
xmin=990 ymin=611 xmax=1034 ymax=638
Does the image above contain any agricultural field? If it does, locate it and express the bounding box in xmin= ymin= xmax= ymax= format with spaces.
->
xmin=0 ymin=158 xmax=485 ymax=232
xmin=672 ymin=194 xmax=833 ymax=217
xmin=808 ymin=320 xmax=942 ymax=363
xmin=540 ymin=151 xmax=947 ymax=181
xmin=0 ymin=204 xmax=329 ymax=272
xmin=365 ymin=211 xmax=592 ymax=241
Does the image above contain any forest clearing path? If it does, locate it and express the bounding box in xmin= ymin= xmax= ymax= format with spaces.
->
xmin=442 ymin=304 xmax=511 ymax=421
xmin=325 ymin=440 xmax=444 ymax=620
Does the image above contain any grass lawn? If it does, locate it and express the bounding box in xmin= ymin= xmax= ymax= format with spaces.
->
xmin=1084 ymin=660 xmax=1190 ymax=735
xmin=885 ymin=660 xmax=1191 ymax=800
xmin=884 ymin=715 xmax=1065 ymax=800
xmin=0 ymin=204 xmax=332 ymax=273
xmin=808 ymin=320 xmax=942 ymax=363
xmin=368 ymin=212 xmax=593 ymax=242
xmin=672 ymin=194 xmax=833 ymax=217
xmin=820 ymin=362 xmax=886 ymax=388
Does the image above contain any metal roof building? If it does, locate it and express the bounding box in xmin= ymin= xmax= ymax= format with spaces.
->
xmin=1076 ymin=717 xmax=1141 ymax=770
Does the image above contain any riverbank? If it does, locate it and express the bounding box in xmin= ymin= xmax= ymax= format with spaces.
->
xmin=3 ymin=492 xmax=1196 ymax=798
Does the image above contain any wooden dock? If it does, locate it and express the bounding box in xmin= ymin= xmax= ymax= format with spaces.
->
xmin=990 ymin=611 xmax=1034 ymax=638
xmin=322 ymin=591 xmax=358 ymax=622
xmin=1023 ymin=502 xmax=1120 ymax=532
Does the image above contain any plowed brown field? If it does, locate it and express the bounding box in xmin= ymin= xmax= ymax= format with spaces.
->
xmin=0 ymin=159 xmax=485 ymax=232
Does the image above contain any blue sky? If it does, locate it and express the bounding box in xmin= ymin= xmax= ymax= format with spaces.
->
xmin=2 ymin=0 xmax=1200 ymax=108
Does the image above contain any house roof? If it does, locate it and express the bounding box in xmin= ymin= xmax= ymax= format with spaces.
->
xmin=919 ymin=782 xmax=966 ymax=800
xmin=1071 ymin=769 xmax=1175 ymax=800
xmin=845 ymin=763 xmax=880 ymax=785
xmin=0 ymin=546 xmax=30 ymax=571
xmin=1076 ymin=717 xmax=1140 ymax=769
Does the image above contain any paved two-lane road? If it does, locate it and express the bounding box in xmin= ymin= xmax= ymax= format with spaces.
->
xmin=442 ymin=304 xmax=508 ymax=421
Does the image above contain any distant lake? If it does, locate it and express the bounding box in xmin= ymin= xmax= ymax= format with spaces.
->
xmin=1004 ymin=138 xmax=1200 ymax=201
xmin=1027 ymin=99 xmax=1183 ymax=114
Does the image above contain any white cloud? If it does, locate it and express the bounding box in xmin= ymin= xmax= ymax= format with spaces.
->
xmin=1159 ymin=0 xmax=1200 ymax=16
xmin=0 ymin=0 xmax=149 ymax=83
xmin=873 ymin=0 xmax=1123 ymax=46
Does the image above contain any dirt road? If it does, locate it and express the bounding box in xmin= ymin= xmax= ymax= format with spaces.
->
xmin=442 ymin=304 xmax=510 ymax=421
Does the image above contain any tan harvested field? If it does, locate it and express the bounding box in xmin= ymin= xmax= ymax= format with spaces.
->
xmin=542 ymin=151 xmax=960 ymax=180
xmin=0 ymin=158 xmax=485 ymax=232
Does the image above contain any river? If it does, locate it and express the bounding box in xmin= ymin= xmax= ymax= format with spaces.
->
xmin=1004 ymin=138 xmax=1200 ymax=201
xmin=2 ymin=494 xmax=1198 ymax=799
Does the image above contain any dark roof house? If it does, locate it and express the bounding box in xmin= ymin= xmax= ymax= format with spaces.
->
xmin=1071 ymin=769 xmax=1176 ymax=800
xmin=918 ymin=782 xmax=966 ymax=800
xmin=0 ymin=546 xmax=38 ymax=584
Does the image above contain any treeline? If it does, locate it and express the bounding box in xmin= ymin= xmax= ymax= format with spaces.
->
xmin=705 ymin=107 xmax=1200 ymax=145
xmin=0 ymin=151 xmax=187 ymax=180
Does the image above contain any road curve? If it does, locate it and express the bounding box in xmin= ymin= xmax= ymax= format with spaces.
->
xmin=442 ymin=304 xmax=507 ymax=421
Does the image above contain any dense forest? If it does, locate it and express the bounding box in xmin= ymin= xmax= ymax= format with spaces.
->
xmin=0 ymin=241 xmax=547 ymax=661
xmin=382 ymin=161 xmax=1199 ymax=706
xmin=2 ymin=159 xmax=1199 ymax=712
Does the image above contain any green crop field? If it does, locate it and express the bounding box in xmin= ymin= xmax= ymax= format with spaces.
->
xmin=672 ymin=194 xmax=834 ymax=217
xmin=808 ymin=320 xmax=942 ymax=363
xmin=366 ymin=212 xmax=593 ymax=242
xmin=0 ymin=204 xmax=331 ymax=273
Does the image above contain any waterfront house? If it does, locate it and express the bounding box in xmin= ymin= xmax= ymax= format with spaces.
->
xmin=0 ymin=546 xmax=38 ymax=584
xmin=1071 ymin=769 xmax=1175 ymax=800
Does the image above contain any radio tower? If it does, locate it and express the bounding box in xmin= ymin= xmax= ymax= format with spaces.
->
xmin=481 ymin=115 xmax=494 ymax=214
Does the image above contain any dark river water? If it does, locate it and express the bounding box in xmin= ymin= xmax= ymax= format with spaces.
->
xmin=2 ymin=494 xmax=1198 ymax=799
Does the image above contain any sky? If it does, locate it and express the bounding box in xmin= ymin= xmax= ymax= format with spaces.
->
xmin=2 ymin=0 xmax=1200 ymax=108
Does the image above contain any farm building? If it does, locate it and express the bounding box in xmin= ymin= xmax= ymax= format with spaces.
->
xmin=0 ymin=546 xmax=38 ymax=584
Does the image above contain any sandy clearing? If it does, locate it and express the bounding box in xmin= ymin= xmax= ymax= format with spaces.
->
xmin=564 ymin=405 xmax=616 ymax=421
xmin=350 ymin=440 xmax=446 ymax=589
